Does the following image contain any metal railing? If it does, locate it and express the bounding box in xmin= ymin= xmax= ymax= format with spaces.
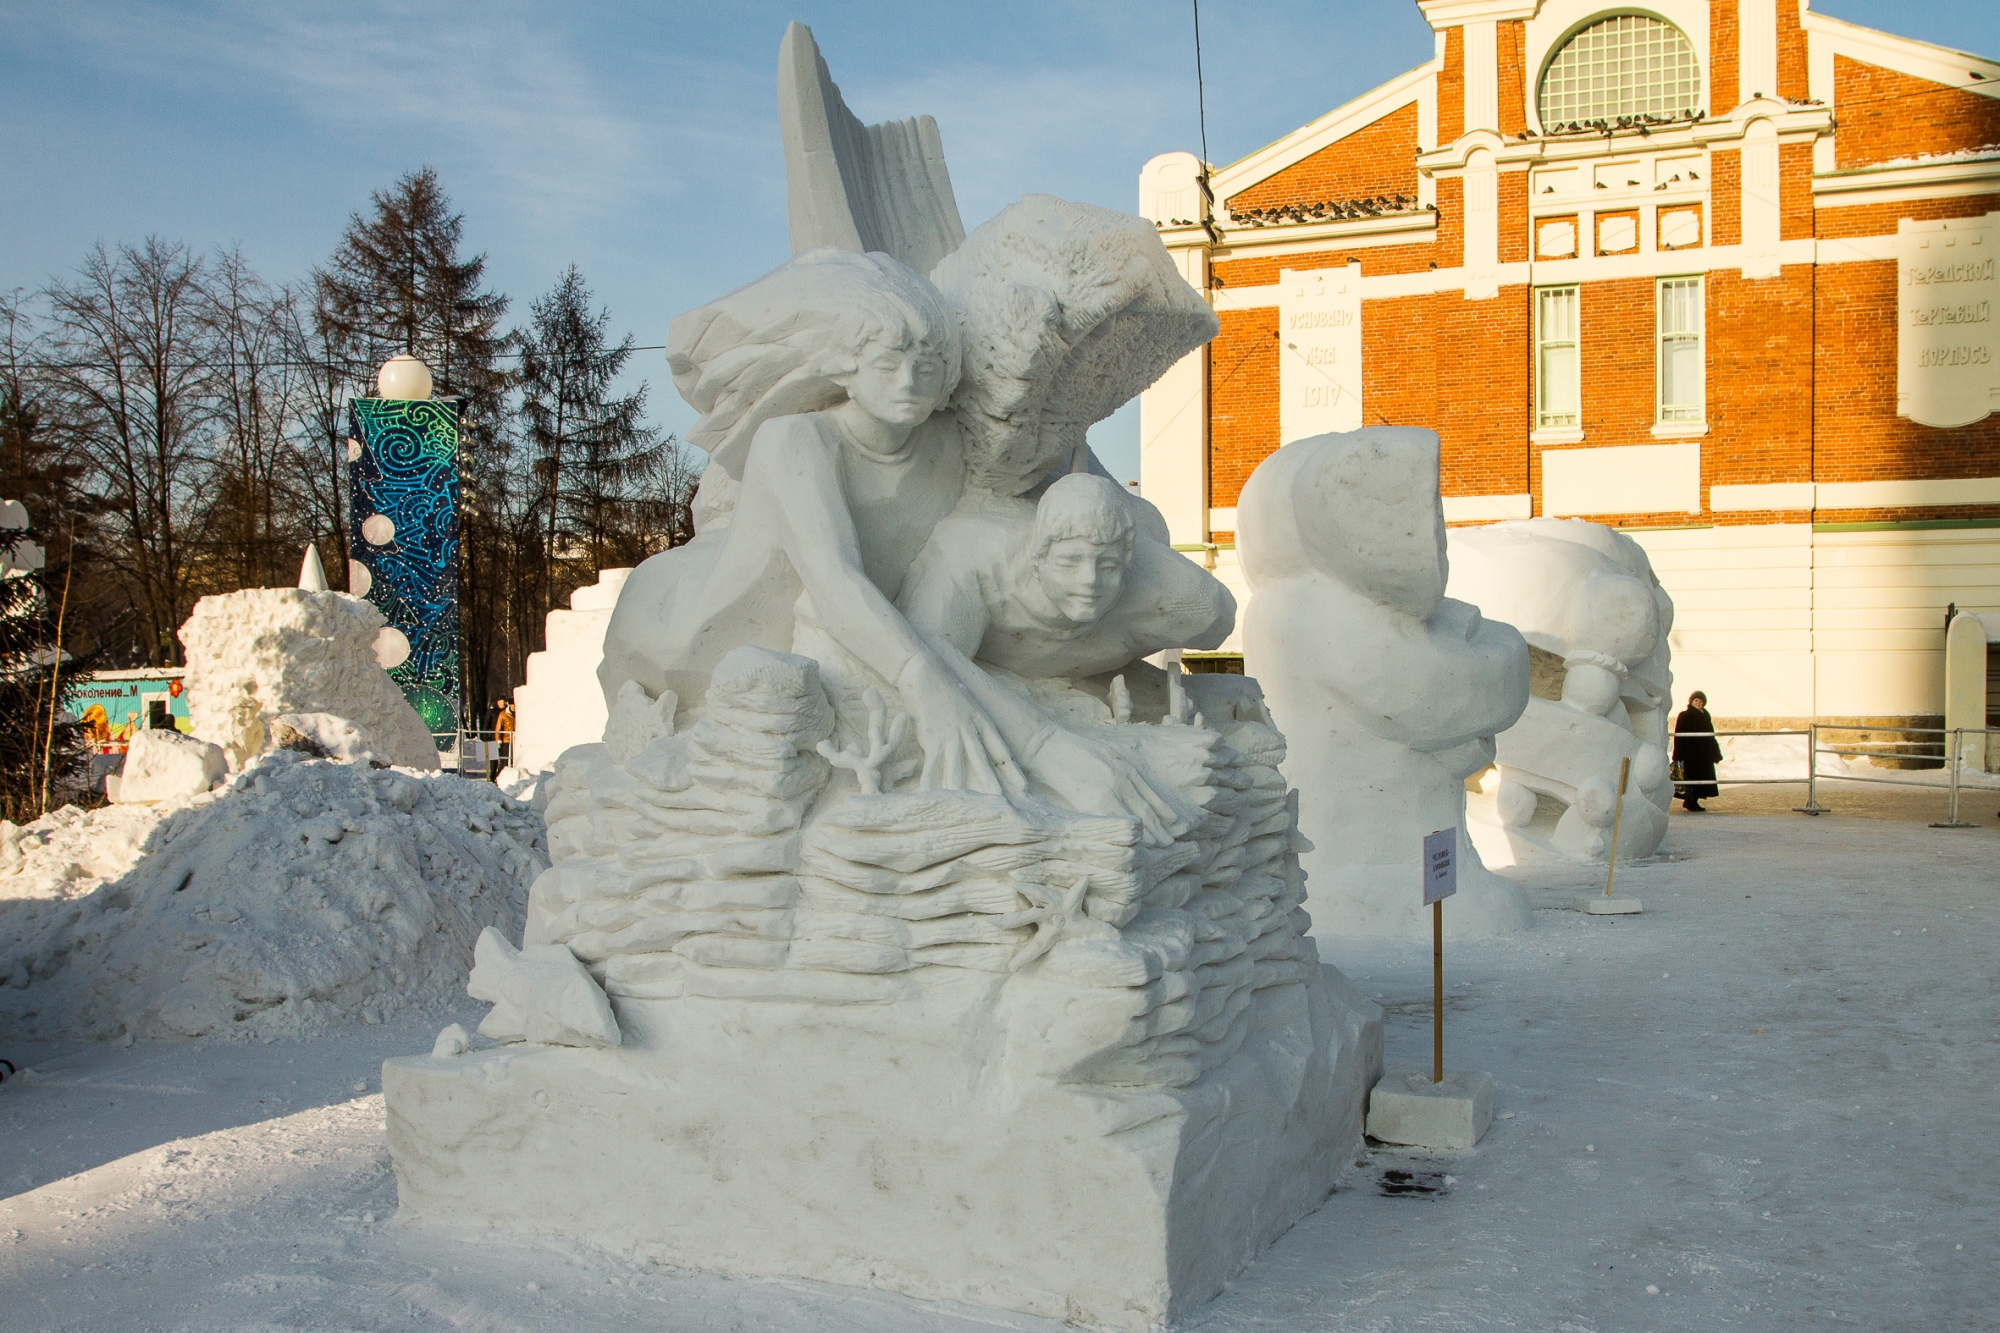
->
xmin=1671 ymin=723 xmax=1997 ymax=828
xmin=448 ymin=729 xmax=512 ymax=779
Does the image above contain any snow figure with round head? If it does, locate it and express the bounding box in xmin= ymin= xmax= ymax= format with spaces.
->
xmin=1446 ymin=518 xmax=1677 ymax=866
xmin=1240 ymin=427 xmax=1533 ymax=938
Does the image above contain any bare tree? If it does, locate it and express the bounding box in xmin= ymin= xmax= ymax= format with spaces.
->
xmin=280 ymin=300 xmax=356 ymax=581
xmin=43 ymin=239 xmax=215 ymax=665
xmin=198 ymin=248 xmax=318 ymax=592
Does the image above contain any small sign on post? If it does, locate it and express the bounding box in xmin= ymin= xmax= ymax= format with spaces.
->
xmin=1423 ymin=828 xmax=1457 ymax=906
xmin=1423 ymin=828 xmax=1457 ymax=1084
xmin=1363 ymin=825 xmax=1493 ymax=1151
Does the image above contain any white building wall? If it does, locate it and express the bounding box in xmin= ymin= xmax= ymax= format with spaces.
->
xmin=1622 ymin=525 xmax=2000 ymax=720
xmin=1627 ymin=524 xmax=1815 ymax=718
xmin=1813 ymin=528 xmax=2000 ymax=717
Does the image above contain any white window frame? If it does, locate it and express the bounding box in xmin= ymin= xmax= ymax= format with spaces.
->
xmin=1537 ymin=14 xmax=1703 ymax=128
xmin=1535 ymin=285 xmax=1581 ymax=432
xmin=1656 ymin=276 xmax=1705 ymax=427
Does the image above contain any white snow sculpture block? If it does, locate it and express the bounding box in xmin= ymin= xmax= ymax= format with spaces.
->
xmin=387 ymin=25 xmax=1375 ymax=1327
xmin=1366 ymin=1067 xmax=1493 ymax=1150
xmin=465 ymin=926 xmax=619 ymax=1048
xmin=114 ymin=729 xmax=226 ymax=804
xmin=389 ymin=962 xmax=1378 ymax=1329
xmin=510 ymin=568 xmax=632 ymax=773
xmin=179 ymin=588 xmax=439 ymax=771
xmin=388 ymin=652 xmax=1383 ymax=1329
xmin=1240 ymin=429 xmax=1533 ymax=939
xmin=1446 ymin=519 xmax=1676 ymax=866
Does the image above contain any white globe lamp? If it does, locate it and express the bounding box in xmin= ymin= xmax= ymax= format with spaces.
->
xmin=378 ymin=354 xmax=434 ymax=401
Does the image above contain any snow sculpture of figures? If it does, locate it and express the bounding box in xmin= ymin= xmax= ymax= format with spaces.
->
xmin=385 ymin=23 xmax=1382 ymax=1331
xmin=1239 ymin=428 xmax=1534 ymax=939
xmin=1446 ymin=518 xmax=1676 ymax=866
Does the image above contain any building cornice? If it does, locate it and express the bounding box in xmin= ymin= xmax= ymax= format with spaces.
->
xmin=1212 ymin=209 xmax=1439 ymax=257
xmin=1415 ymin=0 xmax=1541 ymax=28
xmin=1812 ymin=158 xmax=2000 ymax=207
xmin=1416 ymin=102 xmax=1832 ymax=175
xmin=1800 ymin=5 xmax=2000 ymax=101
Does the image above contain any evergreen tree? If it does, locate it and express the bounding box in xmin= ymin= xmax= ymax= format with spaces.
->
xmin=516 ymin=265 xmax=672 ymax=615
xmin=0 ymin=503 xmax=86 ymax=821
xmin=312 ymin=168 xmax=512 ymax=721
xmin=312 ymin=167 xmax=511 ymax=431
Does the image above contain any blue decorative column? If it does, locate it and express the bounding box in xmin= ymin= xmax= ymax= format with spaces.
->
xmin=347 ymin=396 xmax=463 ymax=739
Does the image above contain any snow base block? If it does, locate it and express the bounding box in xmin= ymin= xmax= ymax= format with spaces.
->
xmin=1575 ymin=896 xmax=1644 ymax=915
xmin=1366 ymin=1067 xmax=1493 ymax=1150
xmin=384 ymin=965 xmax=1381 ymax=1330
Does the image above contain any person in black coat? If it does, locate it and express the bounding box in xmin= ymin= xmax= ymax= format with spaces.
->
xmin=1673 ymin=690 xmax=1723 ymax=811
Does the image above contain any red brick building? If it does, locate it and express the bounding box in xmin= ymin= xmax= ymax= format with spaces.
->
xmin=1139 ymin=0 xmax=2000 ymax=726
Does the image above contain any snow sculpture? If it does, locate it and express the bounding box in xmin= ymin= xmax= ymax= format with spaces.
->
xmin=1240 ymin=428 xmax=1534 ymax=938
xmin=384 ymin=23 xmax=1381 ymax=1330
xmin=465 ymin=926 xmax=619 ymax=1048
xmin=113 ymin=728 xmax=227 ymax=804
xmin=510 ymin=567 xmax=632 ymax=773
xmin=180 ymin=588 xmax=439 ymax=771
xmin=1446 ymin=518 xmax=1675 ymax=865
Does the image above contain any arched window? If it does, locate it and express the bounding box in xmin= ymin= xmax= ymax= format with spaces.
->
xmin=1538 ymin=14 xmax=1702 ymax=128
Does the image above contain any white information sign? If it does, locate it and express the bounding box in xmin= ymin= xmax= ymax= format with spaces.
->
xmin=1278 ymin=263 xmax=1363 ymax=444
xmin=1898 ymin=213 xmax=1999 ymax=430
xmin=1422 ymin=828 xmax=1457 ymax=906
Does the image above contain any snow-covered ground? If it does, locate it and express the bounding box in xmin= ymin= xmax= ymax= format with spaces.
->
xmin=0 ymin=786 xmax=1994 ymax=1331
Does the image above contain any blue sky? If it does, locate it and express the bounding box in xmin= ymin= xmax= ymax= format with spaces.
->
xmin=1 ymin=1 xmax=1989 ymax=482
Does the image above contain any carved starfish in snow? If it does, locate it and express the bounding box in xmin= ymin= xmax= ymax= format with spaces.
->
xmin=997 ymin=875 xmax=1090 ymax=972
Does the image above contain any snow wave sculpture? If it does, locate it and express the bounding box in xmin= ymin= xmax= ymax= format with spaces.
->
xmin=1446 ymin=518 xmax=1676 ymax=865
xmin=180 ymin=588 xmax=440 ymax=771
xmin=384 ymin=23 xmax=1381 ymax=1331
xmin=1240 ymin=428 xmax=1534 ymax=939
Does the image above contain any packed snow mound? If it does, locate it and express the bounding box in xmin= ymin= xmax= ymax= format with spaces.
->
xmin=115 ymin=728 xmax=227 ymax=803
xmin=0 ymin=751 xmax=547 ymax=1041
xmin=180 ymin=588 xmax=440 ymax=771
xmin=0 ymin=803 xmax=163 ymax=893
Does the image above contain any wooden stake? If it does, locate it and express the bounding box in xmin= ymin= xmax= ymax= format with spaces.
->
xmin=1602 ymin=756 xmax=1631 ymax=898
xmin=1432 ymin=898 xmax=1444 ymax=1083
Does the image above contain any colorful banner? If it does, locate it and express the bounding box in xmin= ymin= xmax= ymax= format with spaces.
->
xmin=348 ymin=397 xmax=462 ymax=738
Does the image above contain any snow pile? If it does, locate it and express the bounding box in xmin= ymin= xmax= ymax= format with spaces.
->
xmin=114 ymin=728 xmax=227 ymax=803
xmin=180 ymin=588 xmax=439 ymax=771
xmin=0 ymin=802 xmax=164 ymax=894
xmin=0 ymin=751 xmax=546 ymax=1041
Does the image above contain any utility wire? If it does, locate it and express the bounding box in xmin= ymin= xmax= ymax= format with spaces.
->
xmin=0 ymin=345 xmax=670 ymax=374
xmin=1192 ymin=1 xmax=1220 ymax=244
